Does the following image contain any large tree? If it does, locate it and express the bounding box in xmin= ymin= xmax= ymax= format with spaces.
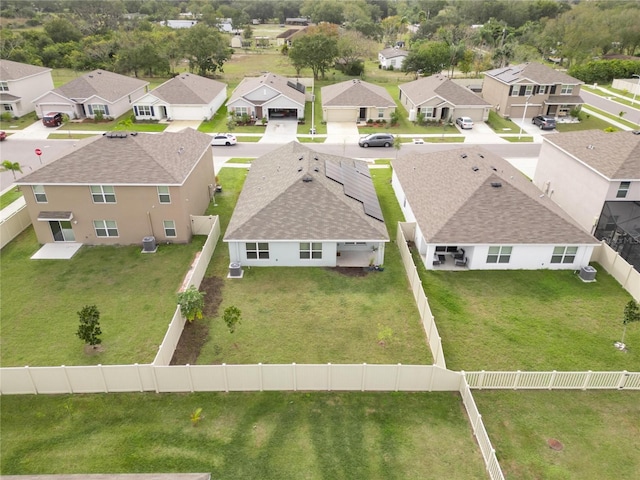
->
xmin=402 ymin=41 xmax=450 ymax=77
xmin=289 ymin=31 xmax=339 ymax=80
xmin=180 ymin=24 xmax=231 ymax=76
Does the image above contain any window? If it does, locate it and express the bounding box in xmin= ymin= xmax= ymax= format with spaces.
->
xmin=300 ymin=242 xmax=322 ymax=259
xmin=246 ymin=242 xmax=269 ymax=259
xmin=32 ymin=185 xmax=47 ymax=203
xmin=89 ymin=104 xmax=109 ymax=116
xmin=558 ymin=104 xmax=571 ymax=116
xmin=487 ymin=246 xmax=512 ymax=263
xmin=93 ymin=220 xmax=119 ymax=237
xmin=234 ymin=106 xmax=248 ymax=116
xmin=524 ymin=85 xmax=533 ymax=96
xmin=136 ymin=105 xmax=153 ymax=116
xmin=157 ymin=186 xmax=171 ymax=203
xmin=616 ymin=181 xmax=630 ymax=198
xmin=90 ymin=185 xmax=116 ymax=203
xmin=378 ymin=108 xmax=384 ymax=118
xmin=539 ymin=85 xmax=548 ymax=94
xmin=560 ymin=84 xmax=573 ymax=95
xmin=2 ymin=104 xmax=13 ymax=112
xmin=511 ymin=86 xmax=520 ymax=97
xmin=0 ymin=82 xmax=8 ymax=92
xmin=424 ymin=107 xmax=435 ymax=118
xmin=551 ymin=246 xmax=578 ymax=264
xmin=163 ymin=220 xmax=176 ymax=237
xmin=344 ymin=242 xmax=366 ymax=245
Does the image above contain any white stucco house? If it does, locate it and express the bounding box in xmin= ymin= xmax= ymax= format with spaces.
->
xmin=224 ymin=142 xmax=389 ymax=268
xmin=378 ymin=48 xmax=408 ymax=70
xmin=392 ymin=146 xmax=598 ymax=270
xmin=226 ymin=72 xmax=306 ymax=120
xmin=132 ymin=73 xmax=227 ymax=122
xmin=32 ymin=70 xmax=148 ymax=120
xmin=321 ymin=79 xmax=396 ymax=123
xmin=0 ymin=59 xmax=53 ymax=118
xmin=534 ymin=130 xmax=640 ymax=271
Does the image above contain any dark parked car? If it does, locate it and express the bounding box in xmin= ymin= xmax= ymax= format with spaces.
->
xmin=42 ymin=112 xmax=63 ymax=127
xmin=358 ymin=133 xmax=394 ymax=148
xmin=0 ymin=131 xmax=6 ymax=141
xmin=532 ymin=115 xmax=556 ymax=130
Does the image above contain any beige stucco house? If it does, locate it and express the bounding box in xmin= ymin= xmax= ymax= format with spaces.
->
xmin=534 ymin=130 xmax=640 ymax=271
xmin=0 ymin=59 xmax=53 ymax=118
xmin=482 ymin=62 xmax=584 ymax=120
xmin=321 ymin=79 xmax=396 ymax=123
xmin=32 ymin=69 xmax=148 ymax=120
xmin=399 ymin=74 xmax=490 ymax=123
xmin=16 ymin=129 xmax=214 ymax=246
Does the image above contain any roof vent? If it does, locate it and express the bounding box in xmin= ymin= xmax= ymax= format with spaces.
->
xmin=299 ymin=156 xmax=304 ymax=161
xmin=130 ymin=131 xmax=138 ymax=136
xmin=460 ymin=154 xmax=467 ymax=159
xmin=632 ymin=130 xmax=640 ymax=135
xmin=478 ymin=154 xmax=484 ymax=158
xmin=302 ymin=175 xmax=313 ymax=182
xmin=472 ymin=166 xmax=479 ymax=172
xmin=314 ymin=156 xmax=319 ymax=161
xmin=490 ymin=166 xmax=497 ymax=171
xmin=297 ymin=167 xmax=303 ymax=172
xmin=491 ymin=182 xmax=502 ymax=188
xmin=314 ymin=167 xmax=319 ymax=172
xmin=587 ymin=144 xmax=595 ymax=149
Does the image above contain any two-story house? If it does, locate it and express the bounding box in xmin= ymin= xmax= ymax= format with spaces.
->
xmin=16 ymin=129 xmax=214 ymax=246
xmin=0 ymin=59 xmax=54 ymax=118
xmin=482 ymin=62 xmax=584 ymax=120
xmin=378 ymin=48 xmax=408 ymax=70
xmin=534 ymin=130 xmax=640 ymax=271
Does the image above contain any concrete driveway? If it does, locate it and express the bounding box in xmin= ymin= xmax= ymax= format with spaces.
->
xmin=164 ymin=120 xmax=202 ymax=132
xmin=326 ymin=122 xmax=360 ymax=144
xmin=259 ymin=118 xmax=298 ymax=143
xmin=458 ymin=122 xmax=508 ymax=144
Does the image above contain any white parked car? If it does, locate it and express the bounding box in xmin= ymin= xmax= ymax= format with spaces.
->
xmin=211 ymin=133 xmax=237 ymax=146
xmin=455 ymin=117 xmax=473 ymax=129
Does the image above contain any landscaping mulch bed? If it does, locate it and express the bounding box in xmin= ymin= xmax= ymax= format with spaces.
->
xmin=170 ymin=276 xmax=223 ymax=365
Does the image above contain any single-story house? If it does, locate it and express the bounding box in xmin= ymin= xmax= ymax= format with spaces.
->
xmin=0 ymin=59 xmax=54 ymax=118
xmin=16 ymin=128 xmax=214 ymax=246
xmin=321 ymin=79 xmax=396 ymax=123
xmin=32 ymin=70 xmax=149 ymax=120
xmin=534 ymin=130 xmax=640 ymax=271
xmin=399 ymin=74 xmax=491 ymax=123
xmin=391 ymin=146 xmax=598 ymax=270
xmin=133 ymin=73 xmax=227 ymax=122
xmin=226 ymin=72 xmax=306 ymax=120
xmin=482 ymin=62 xmax=584 ymax=119
xmin=378 ymin=47 xmax=408 ymax=70
xmin=224 ymin=142 xmax=389 ymax=267
xmin=276 ymin=28 xmax=307 ymax=47
xmin=161 ymin=20 xmax=197 ymax=29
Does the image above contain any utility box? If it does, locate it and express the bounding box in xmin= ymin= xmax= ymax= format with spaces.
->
xmin=228 ymin=262 xmax=243 ymax=278
xmin=142 ymin=236 xmax=157 ymax=253
xmin=579 ymin=265 xmax=597 ymax=282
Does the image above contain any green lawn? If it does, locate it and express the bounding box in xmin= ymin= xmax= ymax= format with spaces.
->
xmin=0 ymin=187 xmax=23 ymax=209
xmin=421 ymin=267 xmax=639 ymax=372
xmin=0 ymin=229 xmax=205 ymax=367
xmin=501 ymin=135 xmax=534 ymax=142
xmin=0 ymin=391 xmax=487 ymax=479
xmin=580 ymin=105 xmax=639 ymax=129
xmin=196 ymin=166 xmax=432 ymax=365
xmin=0 ymin=111 xmax=38 ymax=130
xmin=63 ymin=112 xmax=167 ymax=132
xmin=474 ymin=390 xmax=640 ymax=480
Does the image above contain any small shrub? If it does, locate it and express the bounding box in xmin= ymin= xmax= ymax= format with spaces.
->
xmin=190 ymin=407 xmax=203 ymax=427
xmin=94 ymin=111 xmax=104 ymax=123
xmin=223 ymin=306 xmax=242 ymax=333
xmin=367 ymin=119 xmax=374 ymax=124
xmin=177 ymin=286 xmax=205 ymax=322
xmin=1 ymin=112 xmax=13 ymax=122
xmin=76 ymin=304 xmax=102 ymax=348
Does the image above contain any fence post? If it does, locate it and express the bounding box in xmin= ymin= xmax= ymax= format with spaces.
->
xmin=98 ymin=364 xmax=109 ymax=393
xmin=186 ymin=364 xmax=194 ymax=393
xmin=25 ymin=366 xmax=38 ymax=394
xmin=61 ymin=365 xmax=72 ymax=393
xmin=513 ymin=370 xmax=521 ymax=390
xmin=361 ymin=363 xmax=366 ymax=392
xmin=292 ymin=363 xmax=297 ymax=391
xmin=478 ymin=370 xmax=485 ymax=390
xmin=259 ymin=363 xmax=263 ymax=392
xmin=582 ymin=370 xmax=592 ymax=390
xmin=617 ymin=371 xmax=628 ymax=389
xmin=395 ymin=363 xmax=401 ymax=391
xmin=327 ymin=363 xmax=332 ymax=391
xmin=473 ymin=413 xmax=482 ymax=434
xmin=222 ymin=363 xmax=229 ymax=392
xmin=549 ymin=370 xmax=557 ymax=389
xmin=134 ymin=363 xmax=144 ymax=392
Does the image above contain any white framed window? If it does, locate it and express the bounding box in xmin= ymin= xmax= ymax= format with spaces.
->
xmin=423 ymin=107 xmax=435 ymax=118
xmin=524 ymin=85 xmax=533 ymax=96
xmin=539 ymin=85 xmax=548 ymax=94
xmin=378 ymin=108 xmax=384 ymax=118
xmin=90 ymin=104 xmax=109 ymax=115
xmin=616 ymin=181 xmax=630 ymax=198
xmin=90 ymin=185 xmax=116 ymax=203
xmin=511 ymin=86 xmax=520 ymax=97
xmin=487 ymin=246 xmax=512 ymax=263
xmin=558 ymin=104 xmax=571 ymax=116
xmin=0 ymin=81 xmax=8 ymax=92
xmin=300 ymin=242 xmax=322 ymax=259
xmin=560 ymin=84 xmax=573 ymax=95
xmin=246 ymin=242 xmax=269 ymax=259
xmin=2 ymin=104 xmax=13 ymax=112
xmin=157 ymin=186 xmax=171 ymax=203
xmin=94 ymin=220 xmax=119 ymax=237
xmin=234 ymin=106 xmax=248 ymax=116
xmin=551 ymin=246 xmax=578 ymax=264
xmin=344 ymin=242 xmax=366 ymax=245
xmin=137 ymin=105 xmax=153 ymax=116
xmin=163 ymin=220 xmax=176 ymax=237
xmin=32 ymin=185 xmax=47 ymax=203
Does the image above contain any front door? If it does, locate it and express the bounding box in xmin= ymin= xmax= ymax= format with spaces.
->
xmin=359 ymin=107 xmax=366 ymax=120
xmin=49 ymin=220 xmax=75 ymax=242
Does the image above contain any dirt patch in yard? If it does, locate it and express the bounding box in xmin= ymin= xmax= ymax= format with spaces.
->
xmin=331 ymin=267 xmax=369 ymax=277
xmin=170 ymin=276 xmax=224 ymax=365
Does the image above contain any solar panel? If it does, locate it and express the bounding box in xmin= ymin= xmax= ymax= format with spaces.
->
xmin=325 ymin=161 xmax=343 ymax=183
xmin=325 ymin=160 xmax=384 ymax=222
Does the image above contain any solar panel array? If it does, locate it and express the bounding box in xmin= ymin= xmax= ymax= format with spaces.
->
xmin=324 ymin=160 xmax=384 ymax=222
xmin=286 ymin=81 xmax=307 ymax=94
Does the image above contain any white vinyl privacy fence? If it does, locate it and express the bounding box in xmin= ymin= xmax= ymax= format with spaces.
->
xmin=591 ymin=242 xmax=640 ymax=302
xmin=464 ymin=370 xmax=640 ymax=390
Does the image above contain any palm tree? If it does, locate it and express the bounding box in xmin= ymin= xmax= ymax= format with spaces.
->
xmin=1 ymin=160 xmax=23 ymax=180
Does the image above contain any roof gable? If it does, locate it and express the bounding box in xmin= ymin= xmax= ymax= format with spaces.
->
xmin=52 ymin=70 xmax=148 ymax=103
xmin=0 ymin=59 xmax=51 ymax=81
xmin=321 ymin=80 xmax=395 ymax=108
xmin=150 ymin=73 xmax=226 ymax=105
xmin=379 ymin=48 xmax=408 ymax=59
xmin=227 ymin=72 xmax=305 ymax=106
xmin=484 ymin=62 xmax=583 ymax=86
xmin=400 ymin=74 xmax=490 ymax=107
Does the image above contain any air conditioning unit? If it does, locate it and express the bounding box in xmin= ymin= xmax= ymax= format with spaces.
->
xmin=142 ymin=236 xmax=157 ymax=253
xmin=578 ymin=265 xmax=597 ymax=282
xmin=228 ymin=262 xmax=243 ymax=278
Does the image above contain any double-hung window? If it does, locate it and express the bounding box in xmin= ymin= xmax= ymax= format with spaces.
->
xmin=94 ymin=220 xmax=119 ymax=237
xmin=524 ymin=85 xmax=533 ymax=96
xmin=90 ymin=185 xmax=116 ymax=203
xmin=246 ymin=242 xmax=269 ymax=259
xmin=89 ymin=104 xmax=109 ymax=116
xmin=32 ymin=185 xmax=47 ymax=203
xmin=136 ymin=105 xmax=153 ymax=116
xmin=616 ymin=181 xmax=630 ymax=198
xmin=157 ymin=186 xmax=171 ymax=203
xmin=560 ymin=84 xmax=573 ymax=95
xmin=0 ymin=82 xmax=8 ymax=92
xmin=300 ymin=242 xmax=322 ymax=259
xmin=163 ymin=220 xmax=176 ymax=237
xmin=551 ymin=246 xmax=578 ymax=264
xmin=378 ymin=108 xmax=385 ymax=118
xmin=487 ymin=246 xmax=512 ymax=263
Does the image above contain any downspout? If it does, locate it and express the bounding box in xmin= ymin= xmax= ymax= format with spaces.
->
xmin=147 ymin=211 xmax=155 ymax=237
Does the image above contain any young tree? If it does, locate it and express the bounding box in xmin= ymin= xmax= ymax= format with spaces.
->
xmin=223 ymin=306 xmax=242 ymax=334
xmin=76 ymin=304 xmax=102 ymax=348
xmin=1 ymin=160 xmax=23 ymax=180
xmin=620 ymin=300 xmax=640 ymax=345
xmin=177 ymin=285 xmax=205 ymax=322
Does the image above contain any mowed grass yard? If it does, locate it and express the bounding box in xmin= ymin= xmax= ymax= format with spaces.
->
xmin=0 ymin=230 xmax=205 ymax=367
xmin=474 ymin=390 xmax=640 ymax=480
xmin=0 ymin=391 xmax=487 ymax=479
xmin=196 ymin=165 xmax=432 ymax=365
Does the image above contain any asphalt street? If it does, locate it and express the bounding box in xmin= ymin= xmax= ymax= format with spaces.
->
xmin=581 ymin=90 xmax=640 ymax=125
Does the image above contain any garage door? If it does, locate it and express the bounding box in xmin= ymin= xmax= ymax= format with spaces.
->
xmin=269 ymin=108 xmax=297 ymax=119
xmin=326 ymin=108 xmax=357 ymax=122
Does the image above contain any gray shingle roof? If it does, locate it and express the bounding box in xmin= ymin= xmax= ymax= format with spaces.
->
xmin=149 ymin=73 xmax=226 ymax=104
xmin=485 ymin=62 xmax=583 ymax=85
xmin=379 ymin=48 xmax=408 ymax=59
xmin=224 ymin=142 xmax=389 ymax=241
xmin=53 ymin=70 xmax=148 ymax=103
xmin=543 ymin=130 xmax=640 ymax=180
xmin=392 ymin=147 xmax=597 ymax=245
xmin=321 ymin=80 xmax=395 ymax=108
xmin=227 ymin=72 xmax=305 ymax=106
xmin=16 ymin=129 xmax=212 ymax=185
xmin=399 ymin=74 xmax=490 ymax=107
xmin=0 ymin=59 xmax=51 ymax=80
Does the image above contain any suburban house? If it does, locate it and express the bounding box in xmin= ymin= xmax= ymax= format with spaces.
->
xmin=534 ymin=130 xmax=640 ymax=271
xmin=399 ymin=73 xmax=491 ymax=123
xmin=321 ymin=79 xmax=396 ymax=123
xmin=32 ymin=69 xmax=148 ymax=120
xmin=132 ymin=73 xmax=227 ymax=122
xmin=0 ymin=59 xmax=54 ymax=118
xmin=224 ymin=142 xmax=389 ymax=267
xmin=161 ymin=20 xmax=197 ymax=28
xmin=378 ymin=47 xmax=408 ymax=70
xmin=482 ymin=62 xmax=584 ymax=119
xmin=16 ymin=128 xmax=214 ymax=246
xmin=226 ymin=72 xmax=306 ymax=121
xmin=391 ymin=147 xmax=598 ymax=270
xmin=275 ymin=28 xmax=307 ymax=47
